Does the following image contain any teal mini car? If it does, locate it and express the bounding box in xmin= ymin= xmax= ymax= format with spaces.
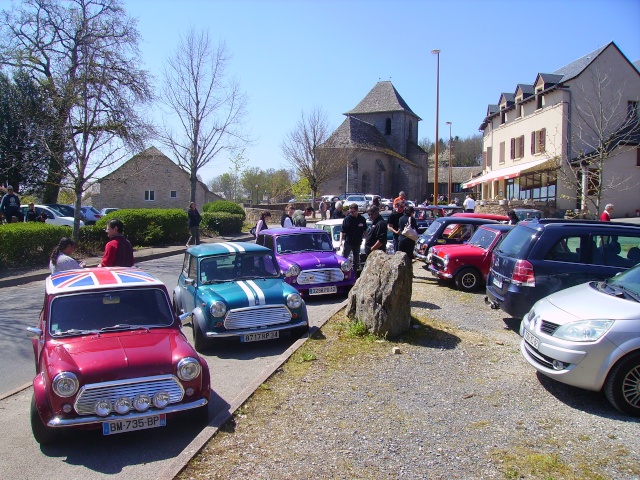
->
xmin=173 ymin=242 xmax=309 ymax=352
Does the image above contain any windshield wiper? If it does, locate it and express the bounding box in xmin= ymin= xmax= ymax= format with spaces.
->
xmin=99 ymin=324 xmax=148 ymax=332
xmin=608 ymin=283 xmax=640 ymax=302
xmin=53 ymin=328 xmax=98 ymax=336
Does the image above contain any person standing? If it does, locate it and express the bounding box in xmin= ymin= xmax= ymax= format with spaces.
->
xmin=49 ymin=237 xmax=84 ymax=274
xmin=186 ymin=202 xmax=202 ymax=247
xmin=25 ymin=203 xmax=38 ymax=222
xmin=393 ymin=191 xmax=406 ymax=210
xmin=364 ymin=205 xmax=388 ymax=256
xmin=281 ymin=204 xmax=295 ymax=227
xmin=319 ymin=198 xmax=327 ymax=220
xmin=98 ymin=218 xmax=134 ymax=267
xmin=397 ymin=205 xmax=418 ymax=260
xmin=328 ymin=197 xmax=338 ymax=219
xmin=340 ymin=203 xmax=367 ymax=272
xmin=507 ymin=210 xmax=519 ymax=225
xmin=332 ymin=201 xmax=345 ymax=219
xmin=255 ymin=211 xmax=271 ymax=241
xmin=463 ymin=194 xmax=476 ymax=213
xmin=599 ymin=204 xmax=614 ymax=221
xmin=388 ymin=200 xmax=405 ymax=253
xmin=0 ymin=185 xmax=22 ymax=223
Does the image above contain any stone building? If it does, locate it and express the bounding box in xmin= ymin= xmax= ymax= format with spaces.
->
xmin=91 ymin=146 xmax=220 ymax=210
xmin=320 ymin=81 xmax=428 ymax=200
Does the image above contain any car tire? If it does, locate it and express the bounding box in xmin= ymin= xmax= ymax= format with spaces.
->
xmin=604 ymin=351 xmax=640 ymax=416
xmin=192 ymin=322 xmax=210 ymax=352
xmin=30 ymin=394 xmax=58 ymax=445
xmin=454 ymin=268 xmax=481 ymax=292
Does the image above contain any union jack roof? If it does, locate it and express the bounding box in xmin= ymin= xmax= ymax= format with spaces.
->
xmin=46 ymin=267 xmax=165 ymax=294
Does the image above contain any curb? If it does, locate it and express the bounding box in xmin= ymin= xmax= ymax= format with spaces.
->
xmin=161 ymin=299 xmax=348 ymax=479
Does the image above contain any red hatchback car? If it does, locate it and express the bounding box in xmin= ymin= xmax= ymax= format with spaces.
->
xmin=28 ymin=267 xmax=211 ymax=444
xmin=428 ymin=224 xmax=514 ymax=291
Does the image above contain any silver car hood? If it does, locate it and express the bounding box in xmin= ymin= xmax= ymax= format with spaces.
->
xmin=542 ymin=282 xmax=640 ymax=322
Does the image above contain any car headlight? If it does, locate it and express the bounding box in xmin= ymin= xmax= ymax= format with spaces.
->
xmin=209 ymin=300 xmax=227 ymax=318
xmin=340 ymin=260 xmax=352 ymax=272
xmin=177 ymin=357 xmax=202 ymax=381
xmin=52 ymin=372 xmax=79 ymax=398
xmin=287 ymin=293 xmax=303 ymax=309
xmin=442 ymin=254 xmax=449 ymax=266
xmin=553 ymin=320 xmax=614 ymax=342
xmin=285 ymin=264 xmax=301 ymax=277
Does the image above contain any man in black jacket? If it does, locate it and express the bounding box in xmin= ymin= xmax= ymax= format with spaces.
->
xmin=364 ymin=205 xmax=387 ymax=256
xmin=340 ymin=203 xmax=367 ymax=272
xmin=387 ymin=200 xmax=405 ymax=253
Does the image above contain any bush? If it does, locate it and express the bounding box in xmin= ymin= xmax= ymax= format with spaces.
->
xmin=95 ymin=209 xmax=188 ymax=246
xmin=201 ymin=212 xmax=244 ymax=235
xmin=0 ymin=222 xmax=73 ymax=269
xmin=202 ymin=200 xmax=246 ymax=220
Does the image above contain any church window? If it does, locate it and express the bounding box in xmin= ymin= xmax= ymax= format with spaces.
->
xmin=385 ymin=118 xmax=391 ymax=135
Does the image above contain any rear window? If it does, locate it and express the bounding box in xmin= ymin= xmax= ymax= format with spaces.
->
xmin=494 ymin=224 xmax=537 ymax=258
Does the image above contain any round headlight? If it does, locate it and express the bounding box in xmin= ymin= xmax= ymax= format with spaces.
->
xmin=177 ymin=357 xmax=202 ymax=381
xmin=52 ymin=372 xmax=79 ymax=398
xmin=114 ymin=397 xmax=132 ymax=414
xmin=152 ymin=392 xmax=170 ymax=409
xmin=340 ymin=260 xmax=352 ymax=272
xmin=95 ymin=399 xmax=111 ymax=416
xmin=285 ymin=264 xmax=300 ymax=277
xmin=442 ymin=254 xmax=449 ymax=266
xmin=287 ymin=293 xmax=303 ymax=309
xmin=133 ymin=394 xmax=151 ymax=412
xmin=209 ymin=300 xmax=227 ymax=318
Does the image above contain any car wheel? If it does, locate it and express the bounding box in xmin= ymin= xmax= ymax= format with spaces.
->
xmin=454 ymin=268 xmax=480 ymax=292
xmin=604 ymin=351 xmax=640 ymax=416
xmin=192 ymin=321 xmax=210 ymax=352
xmin=30 ymin=394 xmax=58 ymax=445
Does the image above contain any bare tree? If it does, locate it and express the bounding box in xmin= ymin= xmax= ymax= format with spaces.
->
xmin=159 ymin=28 xmax=249 ymax=203
xmin=281 ymin=107 xmax=339 ymax=205
xmin=0 ymin=0 xmax=152 ymax=206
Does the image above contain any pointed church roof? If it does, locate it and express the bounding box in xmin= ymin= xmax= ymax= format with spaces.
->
xmin=344 ymin=81 xmax=421 ymax=120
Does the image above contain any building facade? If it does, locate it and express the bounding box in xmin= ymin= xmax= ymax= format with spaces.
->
xmin=320 ymin=81 xmax=428 ymax=200
xmin=469 ymin=42 xmax=640 ymax=218
xmin=91 ymin=146 xmax=220 ymax=210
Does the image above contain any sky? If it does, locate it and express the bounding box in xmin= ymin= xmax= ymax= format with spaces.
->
xmin=120 ymin=0 xmax=640 ymax=184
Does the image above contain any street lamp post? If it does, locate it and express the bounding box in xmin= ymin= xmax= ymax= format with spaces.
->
xmin=432 ymin=49 xmax=440 ymax=203
xmin=255 ymin=184 xmax=259 ymax=206
xmin=446 ymin=121 xmax=452 ymax=203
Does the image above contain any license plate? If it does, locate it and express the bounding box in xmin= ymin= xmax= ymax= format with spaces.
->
xmin=523 ymin=329 xmax=539 ymax=350
xmin=242 ymin=331 xmax=279 ymax=342
xmin=103 ymin=414 xmax=166 ymax=435
xmin=492 ymin=276 xmax=503 ymax=289
xmin=309 ymin=286 xmax=337 ymax=295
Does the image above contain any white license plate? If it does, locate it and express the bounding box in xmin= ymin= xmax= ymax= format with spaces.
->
xmin=309 ymin=286 xmax=337 ymax=295
xmin=242 ymin=331 xmax=279 ymax=342
xmin=523 ymin=329 xmax=539 ymax=350
xmin=492 ymin=276 xmax=503 ymax=289
xmin=103 ymin=414 xmax=166 ymax=435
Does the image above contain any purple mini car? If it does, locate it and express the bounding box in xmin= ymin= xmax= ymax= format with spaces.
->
xmin=256 ymin=227 xmax=355 ymax=296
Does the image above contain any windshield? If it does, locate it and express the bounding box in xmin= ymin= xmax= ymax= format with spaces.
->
xmin=468 ymin=227 xmax=499 ymax=249
xmin=200 ymin=252 xmax=280 ymax=283
xmin=422 ymin=219 xmax=444 ymax=237
xmin=347 ymin=196 xmax=365 ymax=202
xmin=276 ymin=232 xmax=334 ymax=253
xmin=608 ymin=264 xmax=640 ymax=295
xmin=52 ymin=205 xmax=74 ymax=217
xmin=49 ymin=288 xmax=174 ymax=336
xmin=494 ymin=224 xmax=536 ymax=257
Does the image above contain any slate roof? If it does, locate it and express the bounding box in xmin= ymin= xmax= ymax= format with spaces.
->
xmin=427 ymin=166 xmax=482 ymax=184
xmin=321 ymin=116 xmax=414 ymax=165
xmin=515 ymin=84 xmax=535 ymax=97
xmin=345 ymin=81 xmax=421 ymax=119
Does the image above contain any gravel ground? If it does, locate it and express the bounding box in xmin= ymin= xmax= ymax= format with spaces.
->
xmin=178 ymin=262 xmax=640 ymax=480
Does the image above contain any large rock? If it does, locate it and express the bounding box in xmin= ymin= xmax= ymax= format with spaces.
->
xmin=346 ymin=251 xmax=412 ymax=337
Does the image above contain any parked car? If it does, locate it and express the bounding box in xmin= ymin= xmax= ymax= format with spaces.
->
xmin=452 ymin=212 xmax=510 ymax=222
xmin=314 ymin=219 xmax=366 ymax=269
xmin=256 ymin=227 xmax=355 ymax=296
xmin=344 ymin=194 xmax=369 ymax=212
xmin=99 ymin=207 xmax=120 ymax=216
xmin=513 ymin=208 xmax=544 ymax=221
xmin=20 ymin=204 xmax=84 ymax=227
xmin=414 ymin=217 xmax=501 ymax=263
xmin=427 ymin=224 xmax=514 ymax=291
xmin=174 ymin=242 xmax=309 ymax=351
xmin=485 ymin=219 xmax=640 ymax=319
xmin=414 ymin=205 xmax=465 ymax=233
xmin=337 ymin=192 xmax=365 ymax=201
xmin=43 ymin=203 xmax=85 ymax=221
xmin=519 ymin=263 xmax=640 ymax=416
xmin=80 ymin=205 xmax=102 ymax=225
xmin=380 ymin=198 xmax=393 ymax=211
xmin=28 ymin=267 xmax=210 ymax=444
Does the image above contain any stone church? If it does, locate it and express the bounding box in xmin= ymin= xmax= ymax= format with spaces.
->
xmin=320 ymin=81 xmax=427 ymax=200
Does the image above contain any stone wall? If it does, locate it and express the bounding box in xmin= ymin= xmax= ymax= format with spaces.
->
xmin=474 ymin=200 xmax=561 ymax=218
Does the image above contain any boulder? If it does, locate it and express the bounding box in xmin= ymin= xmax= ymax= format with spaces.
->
xmin=346 ymin=250 xmax=412 ymax=337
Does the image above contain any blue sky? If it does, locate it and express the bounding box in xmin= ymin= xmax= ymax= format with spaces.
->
xmin=124 ymin=0 xmax=640 ymax=183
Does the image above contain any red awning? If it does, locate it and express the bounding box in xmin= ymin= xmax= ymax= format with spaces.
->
xmin=462 ymin=158 xmax=550 ymax=189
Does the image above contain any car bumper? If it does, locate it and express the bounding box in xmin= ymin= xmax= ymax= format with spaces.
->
xmin=428 ymin=265 xmax=452 ymax=279
xmin=205 ymin=319 xmax=309 ymax=338
xmin=485 ymin=281 xmax=532 ymax=319
xmin=47 ymin=398 xmax=208 ymax=427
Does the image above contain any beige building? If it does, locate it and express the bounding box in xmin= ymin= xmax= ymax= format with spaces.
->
xmin=92 ymin=146 xmax=220 ymax=210
xmin=469 ymin=42 xmax=640 ymax=218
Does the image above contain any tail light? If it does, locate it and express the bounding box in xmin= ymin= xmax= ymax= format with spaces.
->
xmin=511 ymin=259 xmax=535 ymax=287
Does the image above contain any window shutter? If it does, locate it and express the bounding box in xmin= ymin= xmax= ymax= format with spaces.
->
xmin=540 ymin=128 xmax=546 ymax=152
xmin=510 ymin=138 xmax=515 ymax=159
xmin=519 ymin=135 xmax=525 ymax=158
xmin=487 ymin=147 xmax=492 ymax=168
xmin=531 ymin=132 xmax=536 ymax=155
xmin=482 ymin=151 xmax=486 ymax=169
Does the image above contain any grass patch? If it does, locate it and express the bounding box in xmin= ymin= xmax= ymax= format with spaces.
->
xmin=344 ymin=318 xmax=369 ymax=337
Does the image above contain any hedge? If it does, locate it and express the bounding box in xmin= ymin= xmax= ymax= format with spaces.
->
xmin=0 ymin=222 xmax=73 ymax=269
xmin=95 ymin=208 xmax=188 ymax=246
xmin=202 ymin=200 xmax=246 ymax=220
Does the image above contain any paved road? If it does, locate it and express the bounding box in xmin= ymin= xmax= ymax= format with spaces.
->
xmin=0 ymin=252 xmax=345 ymax=479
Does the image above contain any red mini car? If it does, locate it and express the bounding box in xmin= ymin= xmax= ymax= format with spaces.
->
xmin=28 ymin=267 xmax=211 ymax=444
xmin=427 ymin=224 xmax=514 ymax=291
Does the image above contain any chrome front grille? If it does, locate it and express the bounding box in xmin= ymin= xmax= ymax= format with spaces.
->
xmin=540 ymin=320 xmax=560 ymax=335
xmin=297 ymin=268 xmax=344 ymax=285
xmin=224 ymin=305 xmax=291 ymax=330
xmin=431 ymin=256 xmax=445 ymax=271
xmin=74 ymin=375 xmax=184 ymax=415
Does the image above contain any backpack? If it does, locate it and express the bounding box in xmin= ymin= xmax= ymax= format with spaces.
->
xmin=249 ymin=225 xmax=257 ymax=236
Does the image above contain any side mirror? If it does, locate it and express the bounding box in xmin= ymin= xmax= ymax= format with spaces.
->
xmin=185 ymin=278 xmax=195 ymax=286
xmin=179 ymin=312 xmax=193 ymax=326
xmin=27 ymin=327 xmax=42 ymax=337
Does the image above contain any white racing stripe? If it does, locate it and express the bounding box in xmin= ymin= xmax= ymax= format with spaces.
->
xmin=236 ymin=280 xmax=258 ymax=305
xmin=225 ymin=242 xmax=246 ymax=252
xmin=218 ymin=243 xmax=237 ymax=253
xmin=246 ymin=280 xmax=266 ymax=305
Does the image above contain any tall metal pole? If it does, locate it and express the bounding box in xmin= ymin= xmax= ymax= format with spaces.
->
xmin=446 ymin=121 xmax=452 ymax=202
xmin=432 ymin=49 xmax=440 ymax=202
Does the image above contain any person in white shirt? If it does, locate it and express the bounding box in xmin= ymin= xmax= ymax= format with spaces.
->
xmin=49 ymin=237 xmax=84 ymax=274
xmin=463 ymin=195 xmax=476 ymax=213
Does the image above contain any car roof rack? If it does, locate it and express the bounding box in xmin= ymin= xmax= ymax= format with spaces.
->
xmin=522 ymin=218 xmax=640 ymax=228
